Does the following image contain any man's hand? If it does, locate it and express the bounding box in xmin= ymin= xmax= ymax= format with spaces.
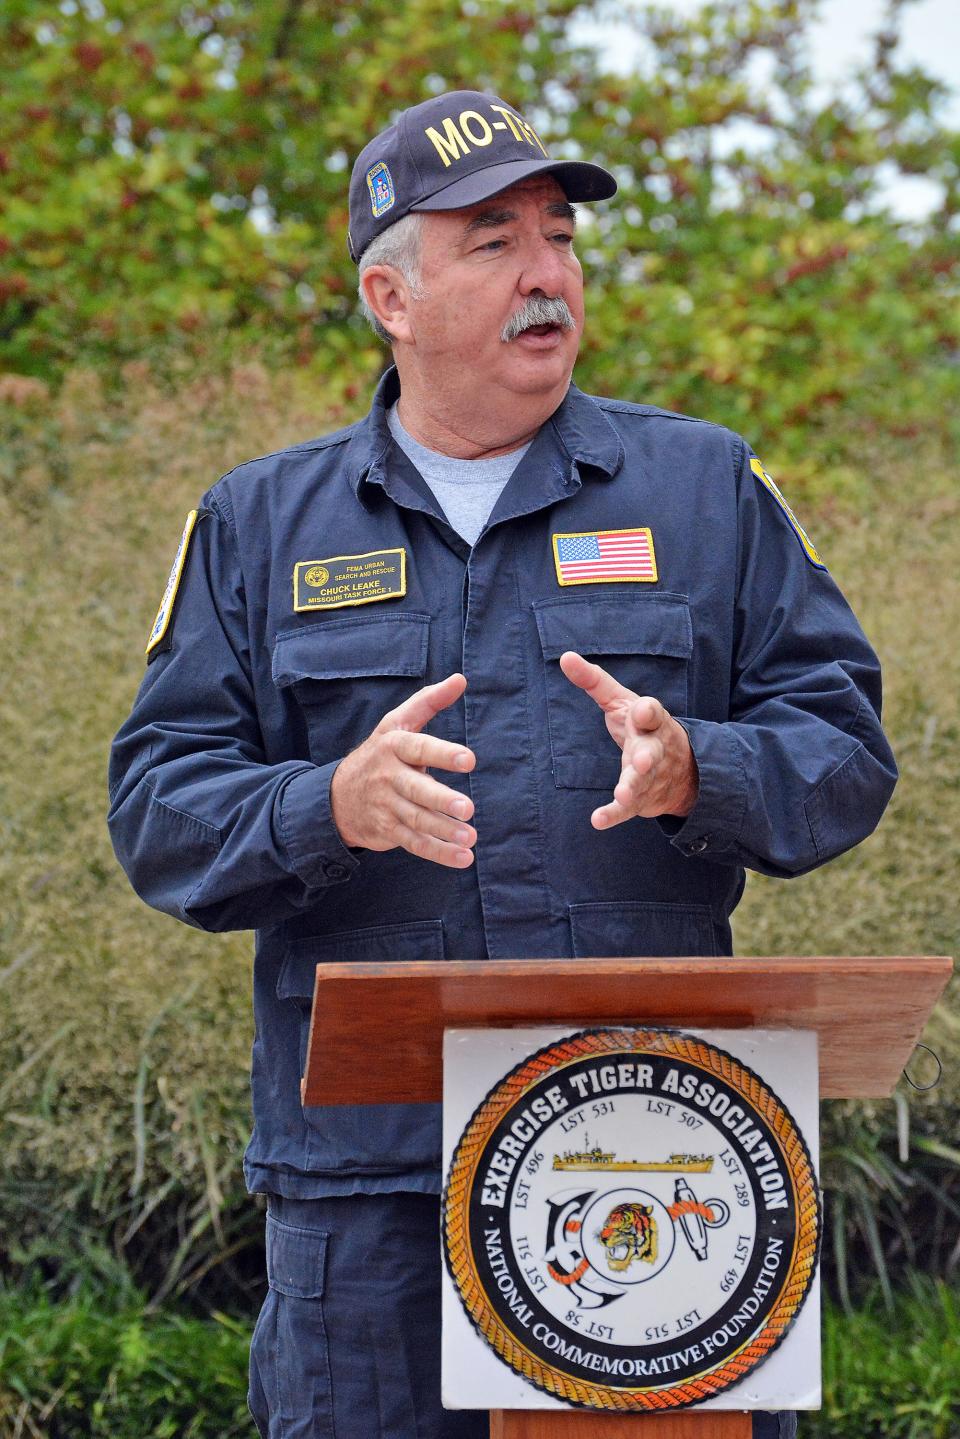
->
xmin=558 ymin=652 xmax=698 ymax=830
xmin=330 ymin=673 xmax=477 ymax=868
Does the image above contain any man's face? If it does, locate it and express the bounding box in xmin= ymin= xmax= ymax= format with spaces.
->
xmin=408 ymin=176 xmax=585 ymax=404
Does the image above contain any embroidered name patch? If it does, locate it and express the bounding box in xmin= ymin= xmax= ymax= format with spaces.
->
xmin=294 ymin=548 xmax=406 ymax=612
xmin=749 ymin=457 xmax=826 ymax=570
xmin=146 ymin=509 xmax=199 ymax=655
xmin=553 ymin=528 xmax=658 ymax=586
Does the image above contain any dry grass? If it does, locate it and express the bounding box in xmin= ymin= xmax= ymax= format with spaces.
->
xmin=0 ymin=364 xmax=956 ymax=1304
xmin=735 ymin=446 xmax=960 ymax=963
xmin=0 ymin=363 xmax=357 ymax=1302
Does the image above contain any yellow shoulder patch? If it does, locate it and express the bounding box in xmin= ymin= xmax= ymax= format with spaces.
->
xmin=146 ymin=510 xmax=199 ymax=654
xmin=749 ymin=457 xmax=825 ymax=570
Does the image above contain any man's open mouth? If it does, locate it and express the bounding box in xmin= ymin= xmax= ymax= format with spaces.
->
xmin=500 ymin=298 xmax=576 ymax=343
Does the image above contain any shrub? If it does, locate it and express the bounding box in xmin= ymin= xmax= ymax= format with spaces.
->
xmin=0 ymin=1282 xmax=250 ymax=1437
xmin=802 ymin=1279 xmax=960 ymax=1439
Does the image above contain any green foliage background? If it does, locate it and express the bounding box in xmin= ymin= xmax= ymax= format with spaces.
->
xmin=3 ymin=0 xmax=959 ymax=479
xmin=1 ymin=0 xmax=959 ymax=1431
xmin=3 ymin=1278 xmax=960 ymax=1437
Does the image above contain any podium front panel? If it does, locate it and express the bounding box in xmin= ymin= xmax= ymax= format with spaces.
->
xmin=441 ymin=1026 xmax=821 ymax=1417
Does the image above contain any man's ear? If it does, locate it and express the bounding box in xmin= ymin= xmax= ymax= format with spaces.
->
xmin=360 ymin=265 xmax=415 ymax=345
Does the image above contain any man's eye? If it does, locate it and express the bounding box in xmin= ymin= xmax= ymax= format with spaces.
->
xmin=480 ymin=238 xmax=508 ymax=251
xmin=552 ymin=231 xmax=575 ymax=245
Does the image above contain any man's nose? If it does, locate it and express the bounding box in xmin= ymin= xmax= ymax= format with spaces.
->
xmin=517 ymin=236 xmax=570 ymax=297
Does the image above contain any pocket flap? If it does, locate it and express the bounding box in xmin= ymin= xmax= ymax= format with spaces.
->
xmin=569 ymin=901 xmax=717 ymax=959
xmin=534 ymin=595 xmax=692 ymax=662
xmin=272 ymin=613 xmax=430 ymax=687
xmin=265 ymin=1212 xmax=327 ymax=1299
xmin=277 ymin=919 xmax=446 ymax=1000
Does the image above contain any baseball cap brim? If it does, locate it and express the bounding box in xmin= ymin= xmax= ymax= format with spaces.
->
xmin=409 ymin=157 xmax=617 ymax=211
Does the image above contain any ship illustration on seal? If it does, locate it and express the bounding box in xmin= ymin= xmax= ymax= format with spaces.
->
xmin=552 ymin=1136 xmax=714 ymax=1174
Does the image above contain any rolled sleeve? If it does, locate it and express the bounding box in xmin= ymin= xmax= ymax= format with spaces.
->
xmin=658 ymin=717 xmax=749 ymax=859
xmin=277 ymin=762 xmax=361 ymax=889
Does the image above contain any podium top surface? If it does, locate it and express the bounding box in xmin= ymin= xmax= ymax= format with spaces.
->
xmin=301 ymin=954 xmax=952 ymax=1106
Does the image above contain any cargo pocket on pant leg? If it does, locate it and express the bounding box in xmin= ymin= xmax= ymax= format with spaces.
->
xmin=266 ymin=1212 xmax=334 ymax=1438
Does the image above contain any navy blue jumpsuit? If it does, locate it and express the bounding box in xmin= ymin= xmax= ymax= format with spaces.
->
xmin=108 ymin=367 xmax=896 ymax=1436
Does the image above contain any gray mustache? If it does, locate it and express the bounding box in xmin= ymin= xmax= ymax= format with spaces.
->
xmin=501 ymin=296 xmax=576 ymax=343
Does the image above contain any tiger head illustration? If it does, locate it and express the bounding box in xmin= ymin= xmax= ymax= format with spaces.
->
xmin=597 ymin=1202 xmax=658 ymax=1272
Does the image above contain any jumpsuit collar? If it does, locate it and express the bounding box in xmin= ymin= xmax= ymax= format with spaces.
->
xmin=345 ymin=365 xmax=625 ymax=513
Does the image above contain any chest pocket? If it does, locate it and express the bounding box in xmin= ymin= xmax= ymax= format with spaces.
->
xmin=272 ymin=613 xmax=430 ymax=767
xmin=534 ymin=594 xmax=693 ymax=791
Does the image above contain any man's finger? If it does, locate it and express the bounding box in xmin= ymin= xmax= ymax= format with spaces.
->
xmin=590 ymin=796 xmax=635 ymax=830
xmin=380 ymin=673 xmax=467 ymax=735
xmin=614 ymin=764 xmax=644 ymax=809
xmin=558 ymin=652 xmax=636 ymax=713
xmin=392 ymin=796 xmax=477 ymax=849
xmin=613 ymin=749 xmax=660 ymax=808
xmin=394 ymin=821 xmax=475 ymax=869
xmin=391 ymin=730 xmax=475 ymax=773
xmin=393 ymin=767 xmax=474 ymax=821
xmin=622 ymin=734 xmax=663 ymax=782
xmin=628 ymin=696 xmax=665 ymax=733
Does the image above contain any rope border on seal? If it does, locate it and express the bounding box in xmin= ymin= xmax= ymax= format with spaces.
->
xmin=443 ymin=1026 xmax=820 ymax=1411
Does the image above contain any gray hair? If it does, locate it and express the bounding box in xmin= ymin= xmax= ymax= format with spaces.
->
xmin=357 ymin=213 xmax=426 ymax=344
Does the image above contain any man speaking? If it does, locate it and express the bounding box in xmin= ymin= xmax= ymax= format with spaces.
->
xmin=108 ymin=90 xmax=896 ymax=1439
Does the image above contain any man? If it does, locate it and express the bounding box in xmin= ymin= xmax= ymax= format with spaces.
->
xmin=108 ymin=90 xmax=897 ymax=1438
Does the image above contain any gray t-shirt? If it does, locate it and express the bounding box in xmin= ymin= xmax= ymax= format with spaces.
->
xmin=387 ymin=402 xmax=531 ymax=546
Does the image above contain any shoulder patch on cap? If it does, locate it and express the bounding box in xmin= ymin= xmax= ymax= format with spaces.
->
xmin=366 ymin=161 xmax=395 ymax=217
xmin=146 ymin=509 xmax=199 ymax=656
xmin=749 ymin=457 xmax=826 ymax=570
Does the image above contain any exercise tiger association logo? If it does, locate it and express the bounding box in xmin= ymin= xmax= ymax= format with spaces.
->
xmin=443 ymin=1028 xmax=820 ymax=1411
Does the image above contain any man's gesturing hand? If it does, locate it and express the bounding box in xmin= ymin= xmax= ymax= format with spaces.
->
xmin=558 ymin=652 xmax=698 ymax=830
xmin=330 ymin=673 xmax=477 ymax=868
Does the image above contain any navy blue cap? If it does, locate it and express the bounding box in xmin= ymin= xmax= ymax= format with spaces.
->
xmin=347 ymin=90 xmax=617 ymax=262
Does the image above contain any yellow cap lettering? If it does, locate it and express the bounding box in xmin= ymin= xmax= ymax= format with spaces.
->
xmin=459 ymin=109 xmax=493 ymax=147
xmin=425 ymin=117 xmax=470 ymax=167
xmin=489 ymin=104 xmax=524 ymax=141
xmin=517 ymin=115 xmax=548 ymax=157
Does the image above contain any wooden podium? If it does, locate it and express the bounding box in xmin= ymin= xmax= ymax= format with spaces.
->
xmin=302 ymin=955 xmax=952 ymax=1438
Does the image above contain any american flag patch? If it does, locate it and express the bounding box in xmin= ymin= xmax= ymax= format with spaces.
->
xmin=552 ymin=527 xmax=658 ymax=586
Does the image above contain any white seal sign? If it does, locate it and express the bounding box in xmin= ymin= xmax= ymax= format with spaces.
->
xmin=443 ymin=1028 xmax=820 ymax=1411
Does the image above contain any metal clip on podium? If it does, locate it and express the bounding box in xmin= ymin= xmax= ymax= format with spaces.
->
xmin=301 ymin=955 xmax=951 ymax=1438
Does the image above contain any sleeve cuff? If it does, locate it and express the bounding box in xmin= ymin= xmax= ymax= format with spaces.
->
xmin=277 ymin=762 xmax=361 ymax=889
xmin=657 ymin=718 xmax=748 ymax=859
